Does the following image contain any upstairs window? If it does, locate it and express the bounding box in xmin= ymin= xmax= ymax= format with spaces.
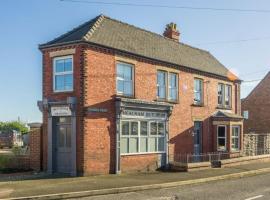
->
xmin=53 ymin=56 xmax=73 ymax=92
xmin=218 ymin=83 xmax=224 ymax=106
xmin=116 ymin=62 xmax=133 ymax=96
xmin=194 ymin=78 xmax=203 ymax=105
xmin=168 ymin=73 xmax=178 ymax=101
xmin=157 ymin=71 xmax=167 ymax=99
xmin=157 ymin=70 xmax=178 ymax=102
xmin=218 ymin=83 xmax=232 ymax=108
xmin=225 ymin=85 xmax=232 ymax=107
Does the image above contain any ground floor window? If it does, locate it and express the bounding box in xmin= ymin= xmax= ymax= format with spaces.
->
xmin=217 ymin=125 xmax=226 ymax=151
xmin=120 ymin=120 xmax=166 ymax=154
xmin=231 ymin=126 xmax=240 ymax=151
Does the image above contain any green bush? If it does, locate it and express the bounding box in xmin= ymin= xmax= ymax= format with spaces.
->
xmin=0 ymin=155 xmax=12 ymax=169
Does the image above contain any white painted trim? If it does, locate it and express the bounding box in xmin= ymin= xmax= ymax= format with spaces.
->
xmin=217 ymin=125 xmax=227 ymax=151
xmin=53 ymin=55 xmax=74 ymax=93
xmin=116 ymin=61 xmax=134 ymax=96
xmin=231 ymin=125 xmax=240 ymax=152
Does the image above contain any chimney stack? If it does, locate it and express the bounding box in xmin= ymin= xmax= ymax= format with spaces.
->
xmin=163 ymin=23 xmax=180 ymax=42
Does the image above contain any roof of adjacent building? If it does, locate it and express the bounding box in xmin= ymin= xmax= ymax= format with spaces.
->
xmin=40 ymin=14 xmax=239 ymax=81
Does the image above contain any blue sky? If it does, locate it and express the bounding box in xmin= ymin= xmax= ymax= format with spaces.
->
xmin=0 ymin=0 xmax=269 ymax=122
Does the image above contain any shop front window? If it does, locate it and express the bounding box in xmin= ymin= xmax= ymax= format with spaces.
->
xmin=120 ymin=120 xmax=166 ymax=154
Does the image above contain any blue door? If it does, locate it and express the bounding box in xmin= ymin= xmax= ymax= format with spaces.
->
xmin=194 ymin=121 xmax=202 ymax=161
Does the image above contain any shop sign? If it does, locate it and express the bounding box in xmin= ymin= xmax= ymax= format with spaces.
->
xmin=51 ymin=106 xmax=72 ymax=116
xmin=88 ymin=108 xmax=108 ymax=113
xmin=122 ymin=110 xmax=166 ymax=119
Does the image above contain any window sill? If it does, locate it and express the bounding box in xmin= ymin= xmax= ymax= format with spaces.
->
xmin=155 ymin=99 xmax=179 ymax=104
xmin=216 ymin=106 xmax=232 ymax=110
xmin=53 ymin=90 xmax=74 ymax=94
xmin=121 ymin=151 xmax=166 ymax=156
xmin=116 ymin=94 xmax=135 ymax=99
xmin=191 ymin=103 xmax=204 ymax=107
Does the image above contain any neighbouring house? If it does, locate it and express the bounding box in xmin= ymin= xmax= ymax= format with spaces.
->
xmin=38 ymin=14 xmax=243 ymax=176
xmin=242 ymin=72 xmax=270 ymax=134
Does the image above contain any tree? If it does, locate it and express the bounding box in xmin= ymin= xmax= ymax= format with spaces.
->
xmin=0 ymin=121 xmax=29 ymax=135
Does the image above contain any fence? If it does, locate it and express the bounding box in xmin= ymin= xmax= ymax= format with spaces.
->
xmin=170 ymin=152 xmax=242 ymax=164
xmin=244 ymin=133 xmax=270 ymax=156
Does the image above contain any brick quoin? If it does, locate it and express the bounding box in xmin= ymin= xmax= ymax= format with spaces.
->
xmin=41 ymin=43 xmax=242 ymax=175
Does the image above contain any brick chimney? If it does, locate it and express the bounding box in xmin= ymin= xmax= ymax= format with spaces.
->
xmin=163 ymin=23 xmax=180 ymax=42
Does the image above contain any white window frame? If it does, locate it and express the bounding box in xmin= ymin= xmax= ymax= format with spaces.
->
xmin=53 ymin=55 xmax=73 ymax=93
xmin=225 ymin=84 xmax=232 ymax=108
xmin=194 ymin=78 xmax=203 ymax=105
xmin=168 ymin=72 xmax=178 ymax=101
xmin=243 ymin=110 xmax=249 ymax=119
xmin=218 ymin=83 xmax=224 ymax=106
xmin=157 ymin=70 xmax=167 ymax=100
xmin=120 ymin=120 xmax=166 ymax=155
xmin=217 ymin=125 xmax=227 ymax=151
xmin=116 ymin=62 xmax=134 ymax=96
xmin=231 ymin=126 xmax=240 ymax=151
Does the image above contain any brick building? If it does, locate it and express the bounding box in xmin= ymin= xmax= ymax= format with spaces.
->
xmin=38 ymin=15 xmax=243 ymax=176
xmin=242 ymin=72 xmax=270 ymax=134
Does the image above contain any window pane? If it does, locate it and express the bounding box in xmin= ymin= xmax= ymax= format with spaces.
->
xmin=218 ymin=138 xmax=225 ymax=148
xmin=55 ymin=59 xmax=65 ymax=73
xmin=158 ymin=86 xmax=166 ymax=99
xmin=218 ymin=84 xmax=224 ymax=105
xmin=117 ymin=64 xmax=124 ymax=78
xmin=120 ymin=138 xmax=128 ymax=154
xmin=124 ymin=65 xmax=132 ymax=80
xmin=131 ymin=122 xmax=138 ymax=135
xmin=117 ymin=80 xmax=124 ymax=93
xmin=121 ymin=121 xmax=129 ymax=135
xmin=124 ymin=81 xmax=132 ymax=95
xmin=158 ymin=138 xmax=165 ymax=151
xmin=169 ymin=88 xmax=177 ymax=100
xmin=218 ymin=126 xmax=226 ymax=137
xmin=64 ymin=74 xmax=73 ymax=90
xmin=157 ymin=71 xmax=166 ymax=99
xmin=158 ymin=123 xmax=165 ymax=135
xmin=129 ymin=138 xmax=138 ymax=153
xmin=140 ymin=121 xmax=148 ymax=136
xmin=149 ymin=138 xmax=157 ymax=152
xmin=64 ymin=58 xmax=72 ymax=71
xmin=140 ymin=138 xmax=147 ymax=152
xmin=55 ymin=75 xmax=65 ymax=91
xmin=150 ymin=122 xmax=157 ymax=135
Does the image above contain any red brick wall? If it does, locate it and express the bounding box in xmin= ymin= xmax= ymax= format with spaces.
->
xmin=29 ymin=127 xmax=42 ymax=171
xmin=242 ymin=73 xmax=270 ymax=134
xmin=41 ymin=45 xmax=85 ymax=174
xmin=42 ymin=44 xmax=240 ymax=175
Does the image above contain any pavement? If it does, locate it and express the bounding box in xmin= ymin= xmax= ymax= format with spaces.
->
xmin=0 ymin=162 xmax=270 ymax=199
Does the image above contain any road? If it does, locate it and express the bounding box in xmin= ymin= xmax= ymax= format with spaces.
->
xmin=75 ymin=172 xmax=270 ymax=200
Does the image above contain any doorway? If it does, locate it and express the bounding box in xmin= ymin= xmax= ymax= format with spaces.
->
xmin=194 ymin=121 xmax=202 ymax=161
xmin=54 ymin=117 xmax=72 ymax=173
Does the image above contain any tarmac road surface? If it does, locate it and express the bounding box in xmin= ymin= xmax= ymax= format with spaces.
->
xmin=75 ymin=172 xmax=270 ymax=200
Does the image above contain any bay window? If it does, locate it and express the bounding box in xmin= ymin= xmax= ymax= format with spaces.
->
xmin=117 ymin=62 xmax=133 ymax=96
xmin=53 ymin=56 xmax=73 ymax=92
xmin=120 ymin=120 xmax=166 ymax=154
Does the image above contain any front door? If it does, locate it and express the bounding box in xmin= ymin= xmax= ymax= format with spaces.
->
xmin=56 ymin=117 xmax=72 ymax=173
xmin=194 ymin=121 xmax=202 ymax=158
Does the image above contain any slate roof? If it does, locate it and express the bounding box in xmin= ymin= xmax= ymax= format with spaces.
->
xmin=212 ymin=111 xmax=243 ymax=120
xmin=40 ymin=14 xmax=239 ymax=80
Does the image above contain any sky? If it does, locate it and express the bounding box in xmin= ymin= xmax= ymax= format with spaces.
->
xmin=0 ymin=0 xmax=269 ymax=122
